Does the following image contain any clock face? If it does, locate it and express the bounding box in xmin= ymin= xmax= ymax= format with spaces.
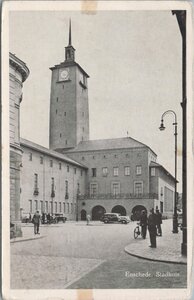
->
xmin=59 ymin=68 xmax=69 ymax=81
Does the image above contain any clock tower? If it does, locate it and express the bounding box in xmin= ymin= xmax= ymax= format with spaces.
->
xmin=49 ymin=20 xmax=90 ymax=151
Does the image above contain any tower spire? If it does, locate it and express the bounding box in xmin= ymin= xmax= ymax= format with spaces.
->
xmin=69 ymin=19 xmax=72 ymax=46
xmin=65 ymin=19 xmax=75 ymax=62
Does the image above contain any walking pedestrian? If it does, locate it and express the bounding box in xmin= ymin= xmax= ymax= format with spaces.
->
xmin=86 ymin=214 xmax=91 ymax=225
xmin=148 ymin=208 xmax=157 ymax=248
xmin=139 ymin=210 xmax=147 ymax=239
xmin=155 ymin=209 xmax=162 ymax=236
xmin=32 ymin=211 xmax=41 ymax=234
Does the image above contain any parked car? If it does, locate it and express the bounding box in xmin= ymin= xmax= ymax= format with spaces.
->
xmin=100 ymin=213 xmax=121 ymax=223
xmin=21 ymin=212 xmax=31 ymax=223
xmin=54 ymin=213 xmax=67 ymax=223
xmin=119 ymin=216 xmax=130 ymax=224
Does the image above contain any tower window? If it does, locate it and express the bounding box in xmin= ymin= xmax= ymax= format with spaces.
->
xmin=82 ymin=156 xmax=85 ymax=161
xmin=136 ymin=165 xmax=142 ymax=175
xmin=40 ymin=156 xmax=43 ymax=164
xmin=66 ymin=140 xmax=68 ymax=145
xmin=50 ymin=160 xmax=53 ymax=168
xmin=82 ymin=127 xmax=84 ymax=132
xmin=56 ymin=109 xmax=58 ymax=114
xmin=113 ymin=167 xmax=119 ymax=176
xmin=29 ymin=153 xmax=32 ymax=161
xmin=82 ymin=112 xmax=84 ymax=117
xmin=67 ymin=165 xmax=69 ymax=172
xmin=74 ymin=168 xmax=77 ymax=174
xmin=64 ymin=112 xmax=66 ymax=116
xmin=56 ymin=97 xmax=58 ymax=102
xmin=60 ymin=133 xmax=62 ymax=138
xmin=59 ymin=163 xmax=62 ymax=170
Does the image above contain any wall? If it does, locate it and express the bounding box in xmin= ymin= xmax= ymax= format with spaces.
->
xmin=20 ymin=143 xmax=86 ymax=220
xmin=9 ymin=53 xmax=29 ymax=237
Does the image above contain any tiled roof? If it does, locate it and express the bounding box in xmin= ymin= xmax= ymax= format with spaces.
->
xmin=20 ymin=138 xmax=87 ymax=169
xmin=66 ymin=137 xmax=153 ymax=153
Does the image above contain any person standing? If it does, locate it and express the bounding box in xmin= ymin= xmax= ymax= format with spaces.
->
xmin=148 ymin=208 xmax=157 ymax=248
xmin=139 ymin=210 xmax=147 ymax=239
xmin=86 ymin=214 xmax=91 ymax=225
xmin=32 ymin=211 xmax=41 ymax=234
xmin=155 ymin=209 xmax=162 ymax=236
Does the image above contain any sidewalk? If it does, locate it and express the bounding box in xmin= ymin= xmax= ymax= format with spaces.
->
xmin=125 ymin=219 xmax=187 ymax=264
xmin=11 ymin=226 xmax=46 ymax=243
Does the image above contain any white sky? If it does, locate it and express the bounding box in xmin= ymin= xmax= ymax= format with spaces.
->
xmin=9 ymin=9 xmax=183 ymax=191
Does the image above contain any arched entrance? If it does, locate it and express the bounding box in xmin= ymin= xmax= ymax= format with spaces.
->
xmin=111 ymin=205 xmax=126 ymax=216
xmin=92 ymin=205 xmax=106 ymax=220
xmin=81 ymin=209 xmax=86 ymax=221
xmin=131 ymin=205 xmax=147 ymax=221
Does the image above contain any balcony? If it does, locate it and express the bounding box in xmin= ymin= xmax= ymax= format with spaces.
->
xmin=77 ymin=193 xmax=158 ymax=200
xmin=33 ymin=188 xmax=39 ymax=196
xmin=51 ymin=190 xmax=55 ymax=198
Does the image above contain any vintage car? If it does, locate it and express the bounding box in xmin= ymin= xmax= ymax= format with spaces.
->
xmin=100 ymin=213 xmax=121 ymax=223
xmin=119 ymin=216 xmax=130 ymax=224
xmin=53 ymin=213 xmax=67 ymax=223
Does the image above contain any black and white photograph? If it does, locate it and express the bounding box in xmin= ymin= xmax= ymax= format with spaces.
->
xmin=2 ymin=1 xmax=193 ymax=299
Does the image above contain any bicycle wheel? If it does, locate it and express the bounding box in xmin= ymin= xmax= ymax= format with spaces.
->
xmin=134 ymin=227 xmax=139 ymax=239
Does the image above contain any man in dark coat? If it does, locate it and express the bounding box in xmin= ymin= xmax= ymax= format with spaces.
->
xmin=139 ymin=210 xmax=147 ymax=239
xmin=148 ymin=208 xmax=157 ymax=248
xmin=32 ymin=211 xmax=41 ymax=234
xmin=155 ymin=209 xmax=163 ymax=236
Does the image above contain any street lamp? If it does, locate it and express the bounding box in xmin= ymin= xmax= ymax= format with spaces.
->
xmin=159 ymin=110 xmax=178 ymax=234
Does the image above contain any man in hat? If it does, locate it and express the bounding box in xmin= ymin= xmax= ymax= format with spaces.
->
xmin=32 ymin=211 xmax=41 ymax=234
xmin=147 ymin=208 xmax=157 ymax=248
xmin=140 ymin=210 xmax=147 ymax=239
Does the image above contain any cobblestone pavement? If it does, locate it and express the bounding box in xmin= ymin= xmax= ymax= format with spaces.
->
xmin=11 ymin=221 xmax=187 ymax=289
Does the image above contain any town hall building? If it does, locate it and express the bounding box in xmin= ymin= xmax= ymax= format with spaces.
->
xmin=10 ymin=22 xmax=175 ymax=236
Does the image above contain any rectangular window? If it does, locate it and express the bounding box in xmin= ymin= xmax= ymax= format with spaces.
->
xmin=51 ymin=177 xmax=55 ymax=197
xmin=74 ymin=168 xmax=76 ymax=174
xmin=55 ymin=202 xmax=57 ymax=213
xmin=65 ymin=180 xmax=69 ymax=199
xmin=92 ymin=168 xmax=97 ymax=177
xmin=124 ymin=166 xmax=130 ymax=176
xmin=67 ymin=165 xmax=69 ymax=172
xmin=35 ymin=200 xmax=38 ymax=211
xmin=50 ymin=201 xmax=53 ymax=214
xmin=59 ymin=162 xmax=62 ymax=170
xmin=40 ymin=156 xmax=43 ymax=164
xmin=136 ymin=165 xmax=142 ymax=175
xmin=50 ymin=160 xmax=53 ymax=168
xmin=45 ymin=201 xmax=48 ymax=213
xmin=34 ymin=174 xmax=39 ymax=195
xmin=40 ymin=200 xmax=43 ymax=213
xmin=81 ymin=170 xmax=83 ymax=176
xmin=151 ymin=167 xmax=155 ymax=176
xmin=59 ymin=202 xmax=62 ymax=212
xmin=113 ymin=167 xmax=118 ymax=176
xmin=90 ymin=183 xmax=98 ymax=197
xmin=102 ymin=167 xmax=108 ymax=177
xmin=112 ymin=183 xmax=120 ymax=196
xmin=71 ymin=203 xmax=73 ymax=213
xmin=29 ymin=200 xmax=32 ymax=213
xmin=67 ymin=203 xmax=69 ymax=213
xmin=29 ymin=153 xmax=32 ymax=161
xmin=134 ymin=182 xmax=143 ymax=195
xmin=63 ymin=202 xmax=66 ymax=213
xmin=34 ymin=174 xmax=38 ymax=189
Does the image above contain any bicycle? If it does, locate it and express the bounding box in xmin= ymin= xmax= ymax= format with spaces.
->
xmin=134 ymin=222 xmax=143 ymax=239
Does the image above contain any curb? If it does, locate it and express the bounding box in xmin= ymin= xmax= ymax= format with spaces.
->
xmin=124 ymin=246 xmax=187 ymax=265
xmin=11 ymin=235 xmax=46 ymax=243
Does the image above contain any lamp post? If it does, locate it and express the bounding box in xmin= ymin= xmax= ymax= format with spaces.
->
xmin=159 ymin=110 xmax=178 ymax=233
